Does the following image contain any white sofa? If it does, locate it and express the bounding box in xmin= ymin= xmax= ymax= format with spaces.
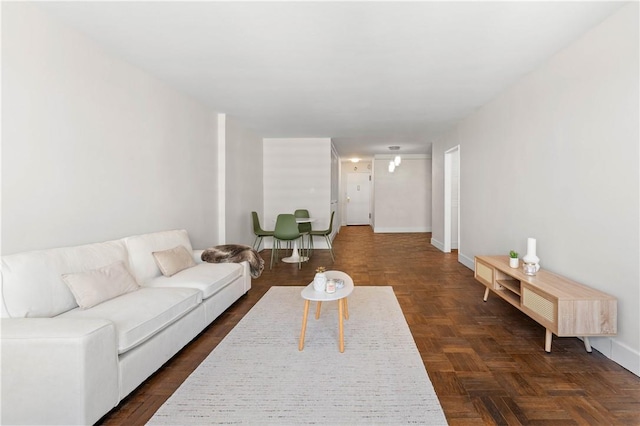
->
xmin=1 ymin=229 xmax=251 ymax=425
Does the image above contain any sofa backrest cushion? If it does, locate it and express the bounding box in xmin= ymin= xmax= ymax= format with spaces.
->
xmin=125 ymin=230 xmax=194 ymax=284
xmin=62 ymin=261 xmax=140 ymax=309
xmin=1 ymin=239 xmax=130 ymax=318
xmin=152 ymin=245 xmax=197 ymax=277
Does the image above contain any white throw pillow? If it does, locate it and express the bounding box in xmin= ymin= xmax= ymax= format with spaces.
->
xmin=152 ymin=245 xmax=196 ymax=277
xmin=61 ymin=261 xmax=140 ymax=309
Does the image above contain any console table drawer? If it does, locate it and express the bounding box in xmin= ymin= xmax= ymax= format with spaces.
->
xmin=521 ymin=285 xmax=556 ymax=330
xmin=474 ymin=260 xmax=494 ymax=287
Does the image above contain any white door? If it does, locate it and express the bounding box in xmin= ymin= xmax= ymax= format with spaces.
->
xmin=346 ymin=173 xmax=370 ymax=225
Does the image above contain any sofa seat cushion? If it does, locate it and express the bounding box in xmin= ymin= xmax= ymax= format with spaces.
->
xmin=144 ymin=262 xmax=242 ymax=299
xmin=57 ymin=287 xmax=201 ymax=354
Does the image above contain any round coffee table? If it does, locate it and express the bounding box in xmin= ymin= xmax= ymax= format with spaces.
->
xmin=298 ymin=271 xmax=354 ymax=353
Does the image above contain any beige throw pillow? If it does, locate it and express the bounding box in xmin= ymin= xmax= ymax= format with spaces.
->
xmin=152 ymin=245 xmax=196 ymax=277
xmin=62 ymin=261 xmax=140 ymax=309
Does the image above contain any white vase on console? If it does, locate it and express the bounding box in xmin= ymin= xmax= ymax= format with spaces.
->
xmin=522 ymin=237 xmax=540 ymax=275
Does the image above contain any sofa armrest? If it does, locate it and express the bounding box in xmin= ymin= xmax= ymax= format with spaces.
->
xmin=239 ymin=260 xmax=252 ymax=293
xmin=1 ymin=318 xmax=120 ymax=425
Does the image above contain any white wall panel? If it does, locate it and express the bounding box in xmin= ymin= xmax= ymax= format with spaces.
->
xmin=263 ymin=138 xmax=331 ymax=248
xmin=225 ymin=116 xmax=263 ymax=247
xmin=373 ymin=155 xmax=431 ymax=233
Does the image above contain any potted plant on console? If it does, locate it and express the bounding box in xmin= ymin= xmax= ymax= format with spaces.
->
xmin=509 ymin=250 xmax=519 ymax=268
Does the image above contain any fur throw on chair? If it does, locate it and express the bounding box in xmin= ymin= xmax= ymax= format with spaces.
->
xmin=201 ymin=244 xmax=264 ymax=278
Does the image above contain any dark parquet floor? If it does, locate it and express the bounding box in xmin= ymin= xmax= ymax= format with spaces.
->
xmin=99 ymin=226 xmax=640 ymax=425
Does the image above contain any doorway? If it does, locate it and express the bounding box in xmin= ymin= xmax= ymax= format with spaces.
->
xmin=444 ymin=146 xmax=460 ymax=253
xmin=346 ymin=172 xmax=370 ymax=225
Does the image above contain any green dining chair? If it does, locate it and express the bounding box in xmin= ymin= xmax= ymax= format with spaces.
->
xmin=309 ymin=211 xmax=335 ymax=262
xmin=294 ymin=209 xmax=311 ymax=257
xmin=252 ymin=211 xmax=274 ymax=250
xmin=271 ymin=214 xmax=303 ymax=269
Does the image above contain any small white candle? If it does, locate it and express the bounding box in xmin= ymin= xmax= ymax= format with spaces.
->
xmin=326 ymin=279 xmax=336 ymax=294
xmin=527 ymin=238 xmax=537 ymax=257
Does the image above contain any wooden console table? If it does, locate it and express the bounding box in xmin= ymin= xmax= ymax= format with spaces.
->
xmin=474 ymin=255 xmax=617 ymax=352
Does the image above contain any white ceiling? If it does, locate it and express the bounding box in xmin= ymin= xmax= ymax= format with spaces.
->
xmin=36 ymin=1 xmax=625 ymax=159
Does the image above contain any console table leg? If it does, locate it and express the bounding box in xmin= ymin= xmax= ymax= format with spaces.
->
xmin=545 ymin=329 xmax=552 ymax=352
xmin=583 ymin=336 xmax=592 ymax=353
xmin=483 ymin=287 xmax=490 ymax=302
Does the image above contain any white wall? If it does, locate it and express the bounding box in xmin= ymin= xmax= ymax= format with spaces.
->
xmin=373 ymin=155 xmax=432 ymax=233
xmin=263 ymin=138 xmax=332 ymax=248
xmin=1 ymin=4 xmax=220 ymax=253
xmin=225 ymin=116 xmax=264 ymax=247
xmin=431 ymin=3 xmax=639 ymax=375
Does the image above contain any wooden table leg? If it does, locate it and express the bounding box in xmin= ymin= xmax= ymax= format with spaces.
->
xmin=483 ymin=287 xmax=490 ymax=302
xmin=299 ymin=300 xmax=310 ymax=351
xmin=338 ymin=298 xmax=345 ymax=353
xmin=315 ymin=301 xmax=322 ymax=319
xmin=545 ymin=329 xmax=552 ymax=352
xmin=344 ymin=297 xmax=349 ymax=320
xmin=583 ymin=336 xmax=592 ymax=353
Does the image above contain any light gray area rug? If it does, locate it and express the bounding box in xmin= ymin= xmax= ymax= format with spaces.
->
xmin=148 ymin=286 xmax=448 ymax=425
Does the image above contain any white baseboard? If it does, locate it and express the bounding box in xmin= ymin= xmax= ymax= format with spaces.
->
xmin=374 ymin=227 xmax=431 ymax=233
xmin=458 ymin=253 xmax=474 ymax=270
xmin=431 ymin=239 xmax=474 ymax=270
xmin=611 ymin=338 xmax=640 ymax=376
xmin=430 ymin=238 xmax=445 ymax=252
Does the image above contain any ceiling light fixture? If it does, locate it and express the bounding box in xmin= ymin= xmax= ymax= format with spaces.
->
xmin=350 ymin=158 xmax=360 ymax=163
xmin=388 ymin=146 xmax=401 ymax=172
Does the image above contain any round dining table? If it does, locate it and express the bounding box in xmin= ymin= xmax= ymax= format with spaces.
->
xmin=282 ymin=217 xmax=315 ymax=263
